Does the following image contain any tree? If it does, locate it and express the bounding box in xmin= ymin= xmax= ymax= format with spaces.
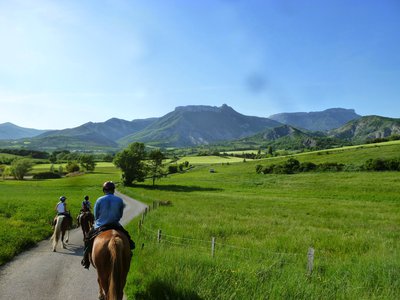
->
xmin=10 ymin=158 xmax=33 ymax=180
xmin=267 ymin=146 xmax=273 ymax=156
xmin=148 ymin=149 xmax=165 ymax=186
xmin=113 ymin=142 xmax=146 ymax=185
xmin=65 ymin=161 xmax=80 ymax=173
xmin=79 ymin=154 xmax=96 ymax=172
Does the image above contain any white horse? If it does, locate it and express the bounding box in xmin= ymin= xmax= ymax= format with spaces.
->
xmin=51 ymin=215 xmax=71 ymax=252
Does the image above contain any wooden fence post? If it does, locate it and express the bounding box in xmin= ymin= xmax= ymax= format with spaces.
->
xmin=211 ymin=237 xmax=216 ymax=257
xmin=138 ymin=219 xmax=142 ymax=231
xmin=307 ymin=247 xmax=314 ymax=276
xmin=157 ymin=229 xmax=162 ymax=243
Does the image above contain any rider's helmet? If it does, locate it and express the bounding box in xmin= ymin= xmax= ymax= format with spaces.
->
xmin=59 ymin=196 xmax=66 ymax=202
xmin=84 ymin=195 xmax=89 ymax=201
xmin=102 ymin=181 xmax=115 ymax=193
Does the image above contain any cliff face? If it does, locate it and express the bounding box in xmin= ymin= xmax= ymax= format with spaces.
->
xmin=269 ymin=108 xmax=361 ymax=131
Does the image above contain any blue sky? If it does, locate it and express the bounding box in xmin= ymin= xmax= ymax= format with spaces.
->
xmin=0 ymin=0 xmax=399 ymax=129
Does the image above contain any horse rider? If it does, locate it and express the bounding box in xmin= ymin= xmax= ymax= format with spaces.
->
xmin=81 ymin=181 xmax=135 ymax=269
xmin=77 ymin=195 xmax=91 ymax=226
xmin=53 ymin=196 xmax=72 ymax=227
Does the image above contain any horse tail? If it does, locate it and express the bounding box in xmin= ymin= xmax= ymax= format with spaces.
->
xmin=51 ymin=216 xmax=64 ymax=249
xmin=108 ymin=236 xmax=124 ymax=300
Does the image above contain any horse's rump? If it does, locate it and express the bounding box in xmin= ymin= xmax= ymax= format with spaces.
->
xmin=51 ymin=215 xmax=65 ymax=242
xmin=92 ymin=229 xmax=131 ymax=300
xmin=51 ymin=215 xmax=70 ymax=251
xmin=80 ymin=211 xmax=94 ymax=238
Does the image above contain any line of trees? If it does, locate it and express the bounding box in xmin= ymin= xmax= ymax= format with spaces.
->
xmin=256 ymin=157 xmax=400 ymax=175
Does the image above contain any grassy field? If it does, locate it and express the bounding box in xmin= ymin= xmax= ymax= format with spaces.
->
xmin=0 ymin=163 xmax=120 ymax=265
xmin=1 ymin=142 xmax=400 ymax=299
xmin=177 ymin=155 xmax=251 ymax=165
xmin=119 ymin=141 xmax=400 ymax=299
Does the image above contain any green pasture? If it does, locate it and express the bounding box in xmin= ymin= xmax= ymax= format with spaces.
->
xmin=262 ymin=140 xmax=400 ymax=166
xmin=120 ymin=142 xmax=400 ymax=299
xmin=220 ymin=150 xmax=262 ymax=155
xmin=31 ymin=162 xmax=115 ymax=173
xmin=177 ymin=155 xmax=251 ymax=165
xmin=0 ymin=164 xmax=120 ymax=265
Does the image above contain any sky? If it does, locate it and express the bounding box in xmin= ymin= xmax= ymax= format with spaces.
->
xmin=0 ymin=0 xmax=399 ymax=129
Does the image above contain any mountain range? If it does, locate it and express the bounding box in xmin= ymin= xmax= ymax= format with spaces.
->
xmin=0 ymin=105 xmax=398 ymax=151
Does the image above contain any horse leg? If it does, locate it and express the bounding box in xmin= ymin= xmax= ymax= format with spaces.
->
xmin=52 ymin=233 xmax=58 ymax=252
xmin=97 ymin=277 xmax=106 ymax=300
xmin=65 ymin=229 xmax=69 ymax=243
xmin=61 ymin=231 xmax=66 ymax=249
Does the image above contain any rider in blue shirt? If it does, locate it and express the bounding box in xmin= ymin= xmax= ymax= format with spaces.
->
xmin=93 ymin=191 xmax=124 ymax=228
xmin=81 ymin=181 xmax=135 ymax=269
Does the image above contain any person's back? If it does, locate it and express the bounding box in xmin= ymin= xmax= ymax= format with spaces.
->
xmin=56 ymin=201 xmax=66 ymax=214
xmin=94 ymin=193 xmax=124 ymax=228
xmin=81 ymin=196 xmax=91 ymax=212
xmin=81 ymin=181 xmax=135 ymax=269
xmin=53 ymin=196 xmax=71 ymax=227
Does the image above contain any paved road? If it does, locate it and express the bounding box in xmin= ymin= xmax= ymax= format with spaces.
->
xmin=0 ymin=191 xmax=147 ymax=300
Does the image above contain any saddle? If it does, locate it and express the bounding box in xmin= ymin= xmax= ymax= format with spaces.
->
xmin=82 ymin=224 xmax=135 ymax=269
xmin=86 ymin=223 xmax=135 ymax=250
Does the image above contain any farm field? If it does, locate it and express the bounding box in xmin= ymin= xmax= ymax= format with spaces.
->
xmin=120 ymin=142 xmax=400 ymax=299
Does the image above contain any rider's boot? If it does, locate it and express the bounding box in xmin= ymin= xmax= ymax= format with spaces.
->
xmin=81 ymin=244 xmax=91 ymax=269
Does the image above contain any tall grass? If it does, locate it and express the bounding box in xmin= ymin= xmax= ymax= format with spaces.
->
xmin=121 ymin=142 xmax=400 ymax=299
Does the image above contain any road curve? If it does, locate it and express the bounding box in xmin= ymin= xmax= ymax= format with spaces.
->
xmin=0 ymin=191 xmax=147 ymax=300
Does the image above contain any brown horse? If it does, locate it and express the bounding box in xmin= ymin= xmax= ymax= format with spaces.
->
xmin=91 ymin=229 xmax=132 ymax=300
xmin=80 ymin=211 xmax=94 ymax=240
xmin=51 ymin=215 xmax=72 ymax=252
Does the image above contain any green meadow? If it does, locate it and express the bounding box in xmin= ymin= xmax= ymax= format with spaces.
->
xmin=177 ymin=155 xmax=250 ymax=164
xmin=120 ymin=141 xmax=400 ymax=299
xmin=0 ymin=163 xmax=120 ymax=264
xmin=0 ymin=142 xmax=399 ymax=299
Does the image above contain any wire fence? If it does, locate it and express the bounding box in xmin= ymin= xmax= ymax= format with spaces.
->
xmin=137 ymin=202 xmax=318 ymax=276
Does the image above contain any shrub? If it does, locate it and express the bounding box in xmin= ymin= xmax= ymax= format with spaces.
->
xmin=281 ymin=158 xmax=300 ymax=174
xmin=317 ymin=162 xmax=344 ymax=172
xmin=299 ymin=162 xmax=317 ymax=172
xmin=168 ymin=165 xmax=178 ymax=174
xmin=255 ymin=165 xmax=263 ymax=174
xmin=364 ymin=158 xmax=400 ymax=171
xmin=364 ymin=158 xmax=386 ymax=171
xmin=262 ymin=165 xmax=275 ymax=174
xmin=33 ymin=172 xmax=61 ymax=179
xmin=65 ymin=161 xmax=80 ymax=173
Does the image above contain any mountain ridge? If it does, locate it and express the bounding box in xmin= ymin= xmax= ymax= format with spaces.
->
xmin=2 ymin=105 xmax=395 ymax=151
xmin=268 ymin=108 xmax=361 ymax=131
xmin=0 ymin=122 xmax=48 ymax=140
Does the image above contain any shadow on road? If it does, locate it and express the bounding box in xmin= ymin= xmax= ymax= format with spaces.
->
xmin=52 ymin=243 xmax=83 ymax=257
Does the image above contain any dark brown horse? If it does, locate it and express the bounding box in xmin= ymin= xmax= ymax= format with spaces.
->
xmin=51 ymin=215 xmax=72 ymax=252
xmin=91 ymin=230 xmax=131 ymax=300
xmin=80 ymin=211 xmax=94 ymax=240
